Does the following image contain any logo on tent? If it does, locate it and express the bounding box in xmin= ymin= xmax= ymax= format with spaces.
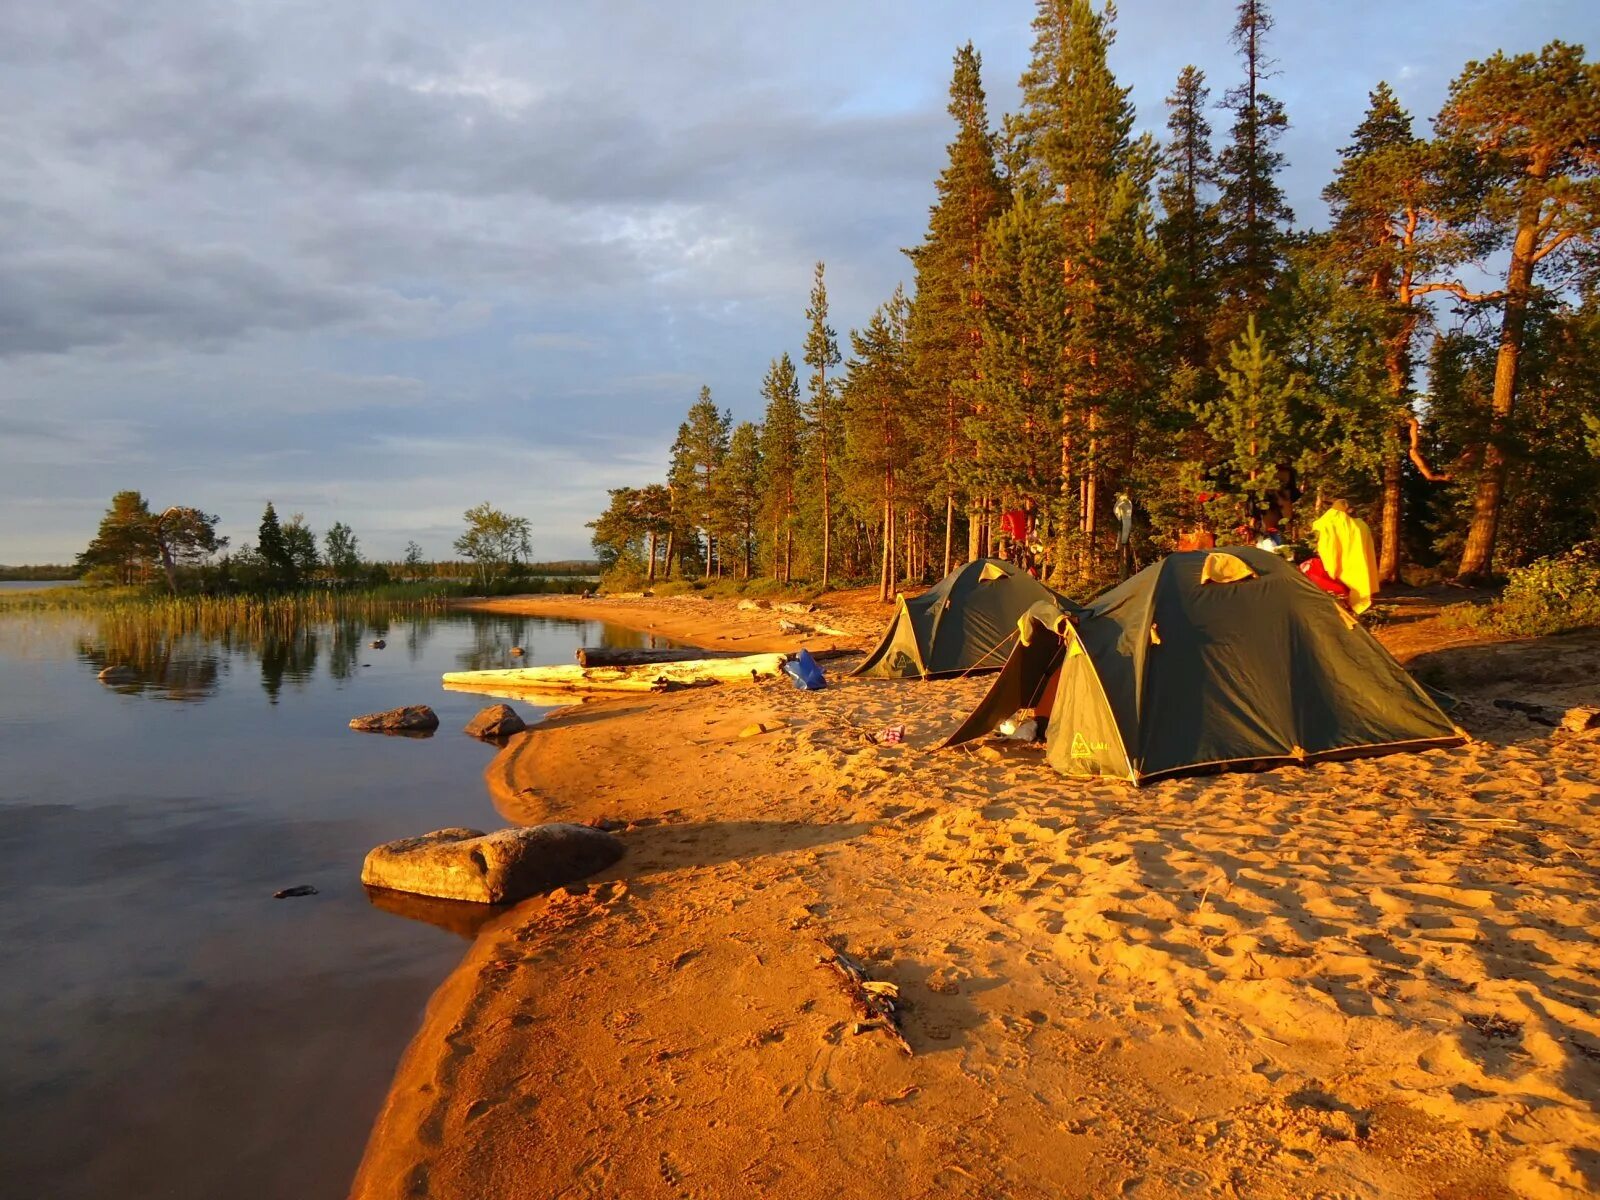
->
xmin=1069 ymin=731 xmax=1106 ymax=759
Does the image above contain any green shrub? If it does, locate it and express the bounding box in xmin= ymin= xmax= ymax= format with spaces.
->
xmin=1458 ymin=543 xmax=1600 ymax=637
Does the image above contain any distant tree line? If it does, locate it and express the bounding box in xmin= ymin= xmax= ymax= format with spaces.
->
xmin=590 ymin=1 xmax=1599 ymax=596
xmin=0 ymin=564 xmax=81 ymax=581
xmin=74 ymin=493 xmax=593 ymax=595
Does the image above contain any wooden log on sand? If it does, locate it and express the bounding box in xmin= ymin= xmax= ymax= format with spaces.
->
xmin=575 ymin=646 xmax=739 ymax=668
xmin=442 ymin=653 xmax=788 ymax=695
xmin=577 ymin=645 xmax=859 ymax=668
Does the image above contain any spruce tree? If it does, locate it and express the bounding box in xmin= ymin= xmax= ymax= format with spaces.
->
xmin=758 ymin=354 xmax=804 ymax=581
xmin=906 ymin=42 xmax=1009 ymax=573
xmin=1202 ymin=315 xmax=1305 ymax=509
xmin=1435 ymin=41 xmax=1600 ymax=579
xmin=1158 ymin=65 xmax=1222 ymax=378
xmin=257 ymin=502 xmax=293 ymax=589
xmin=1215 ymin=0 xmax=1293 ymax=324
xmin=802 ymin=262 xmax=842 ymax=586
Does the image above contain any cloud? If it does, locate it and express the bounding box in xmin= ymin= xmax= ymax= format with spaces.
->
xmin=1 ymin=0 xmax=1593 ymax=563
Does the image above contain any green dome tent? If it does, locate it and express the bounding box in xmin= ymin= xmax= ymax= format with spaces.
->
xmin=944 ymin=547 xmax=1465 ymax=784
xmin=854 ymin=558 xmax=1071 ymax=680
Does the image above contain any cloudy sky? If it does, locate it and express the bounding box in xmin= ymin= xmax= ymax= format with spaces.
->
xmin=2 ymin=0 xmax=1594 ymax=564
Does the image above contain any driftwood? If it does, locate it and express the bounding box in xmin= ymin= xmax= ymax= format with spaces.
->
xmin=579 ymin=645 xmax=859 ymax=668
xmin=816 ymin=942 xmax=912 ymax=1055
xmin=576 ymin=646 xmax=739 ymax=668
xmin=442 ymin=653 xmax=787 ymax=695
xmin=1493 ymin=698 xmax=1563 ymax=726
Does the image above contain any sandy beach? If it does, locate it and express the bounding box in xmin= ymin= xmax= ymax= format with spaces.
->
xmin=354 ymin=591 xmax=1600 ymax=1199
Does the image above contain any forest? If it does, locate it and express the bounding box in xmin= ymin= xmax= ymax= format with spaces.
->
xmin=589 ymin=0 xmax=1600 ymax=601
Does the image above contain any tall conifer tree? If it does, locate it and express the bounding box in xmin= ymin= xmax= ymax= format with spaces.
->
xmin=1435 ymin=41 xmax=1600 ymax=579
xmin=680 ymin=386 xmax=732 ymax=578
xmin=1215 ymin=0 xmax=1293 ymax=324
xmin=907 ymin=43 xmax=1010 ymax=573
xmin=1158 ymin=66 xmax=1222 ymax=382
xmin=802 ymin=262 xmax=843 ymax=587
xmin=1008 ymin=0 xmax=1144 ymax=582
xmin=843 ymin=286 xmax=915 ymax=601
xmin=758 ymin=354 xmax=804 ymax=581
xmin=1323 ymin=83 xmax=1468 ymax=579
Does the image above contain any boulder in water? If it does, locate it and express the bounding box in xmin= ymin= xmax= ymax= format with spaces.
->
xmin=349 ymin=705 xmax=439 ymax=733
xmin=369 ymin=639 xmax=386 ymax=649
xmin=361 ymin=824 xmax=624 ymax=904
xmin=464 ymin=704 xmax=527 ymax=739
xmin=97 ymin=665 xmax=139 ymax=684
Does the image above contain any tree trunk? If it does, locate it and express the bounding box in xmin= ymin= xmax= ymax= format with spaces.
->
xmin=944 ymin=491 xmax=955 ymax=576
xmin=1378 ymin=437 xmax=1403 ymax=584
xmin=1080 ymin=410 xmax=1099 ymax=582
xmin=1457 ymin=201 xmax=1540 ymax=581
xmin=646 ymin=531 xmax=657 ymax=583
xmin=879 ymin=497 xmax=892 ymax=602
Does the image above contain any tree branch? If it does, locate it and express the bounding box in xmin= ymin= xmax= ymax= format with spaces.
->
xmin=1409 ymin=280 xmax=1505 ymax=304
xmin=1530 ymin=227 xmax=1578 ymax=265
xmin=1406 ymin=415 xmax=1451 ymax=482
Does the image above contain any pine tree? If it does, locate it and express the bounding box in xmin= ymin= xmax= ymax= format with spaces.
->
xmin=906 ymin=43 xmax=1009 ymax=573
xmin=680 ymin=386 xmax=732 ymax=577
xmin=665 ymin=423 xmax=700 ymax=579
xmin=967 ymin=194 xmax=1071 ymax=531
xmin=720 ymin=422 xmax=765 ymax=580
xmin=636 ymin=483 xmax=673 ymax=582
xmin=1322 ymin=83 xmax=1467 ymax=580
xmin=802 ymin=262 xmax=843 ymax=586
xmin=1435 ymin=41 xmax=1600 ymax=579
xmin=76 ymin=491 xmax=156 ymax=586
xmin=843 ymin=286 xmax=915 ymax=601
xmin=758 ymin=354 xmax=804 ymax=581
xmin=1008 ymin=0 xmax=1145 ymax=583
xmin=1215 ymin=0 xmax=1293 ymax=324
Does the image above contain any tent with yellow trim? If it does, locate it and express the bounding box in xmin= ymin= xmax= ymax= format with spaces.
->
xmin=944 ymin=547 xmax=1464 ymax=784
xmin=853 ymin=558 xmax=1071 ymax=680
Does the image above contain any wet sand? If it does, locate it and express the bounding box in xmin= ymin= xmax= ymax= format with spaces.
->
xmin=354 ymin=596 xmax=1600 ymax=1199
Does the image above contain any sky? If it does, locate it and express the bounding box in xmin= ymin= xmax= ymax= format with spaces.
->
xmin=2 ymin=0 xmax=1595 ymax=564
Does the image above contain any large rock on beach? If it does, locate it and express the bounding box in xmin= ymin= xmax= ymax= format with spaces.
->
xmin=465 ymin=704 xmax=527 ymax=739
xmin=361 ymin=824 xmax=624 ymax=904
xmin=349 ymin=705 xmax=439 ymax=733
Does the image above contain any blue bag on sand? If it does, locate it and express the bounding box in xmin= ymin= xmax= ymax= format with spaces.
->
xmin=783 ymin=649 xmax=826 ymax=691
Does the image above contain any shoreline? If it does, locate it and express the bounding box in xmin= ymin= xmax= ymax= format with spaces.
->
xmin=352 ymin=599 xmax=1600 ymax=1199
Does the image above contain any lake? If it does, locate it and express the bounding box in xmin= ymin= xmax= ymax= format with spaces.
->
xmin=0 ymin=606 xmax=668 ymax=1199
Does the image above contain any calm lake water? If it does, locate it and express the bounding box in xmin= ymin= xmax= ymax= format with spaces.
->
xmin=0 ymin=607 xmax=667 ymax=1199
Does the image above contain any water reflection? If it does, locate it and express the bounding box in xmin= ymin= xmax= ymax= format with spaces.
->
xmin=364 ymin=886 xmax=507 ymax=940
xmin=0 ymin=605 xmax=667 ymax=1200
xmin=71 ymin=609 xmax=678 ymax=704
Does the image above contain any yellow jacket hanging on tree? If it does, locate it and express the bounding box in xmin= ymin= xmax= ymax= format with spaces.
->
xmin=1312 ymin=505 xmax=1379 ymax=615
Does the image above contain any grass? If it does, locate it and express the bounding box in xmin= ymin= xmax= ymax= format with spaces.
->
xmin=0 ymin=585 xmax=452 ymax=631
